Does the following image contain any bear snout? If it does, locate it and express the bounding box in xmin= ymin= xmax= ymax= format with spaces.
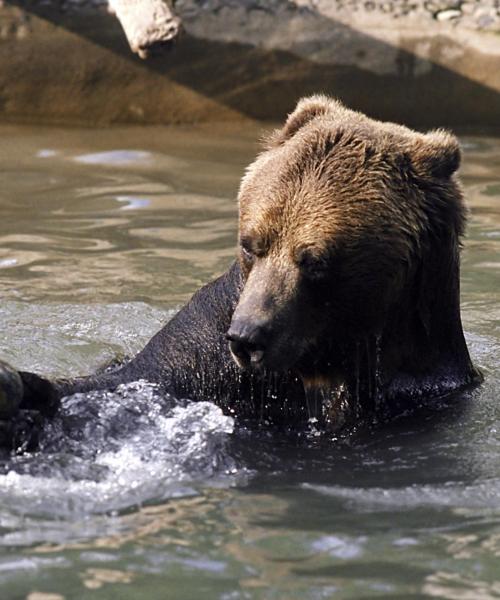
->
xmin=226 ymin=318 xmax=269 ymax=370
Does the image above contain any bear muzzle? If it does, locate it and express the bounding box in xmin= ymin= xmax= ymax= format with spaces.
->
xmin=226 ymin=318 xmax=268 ymax=370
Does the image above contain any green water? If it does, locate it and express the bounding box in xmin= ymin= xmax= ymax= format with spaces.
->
xmin=0 ymin=124 xmax=498 ymax=599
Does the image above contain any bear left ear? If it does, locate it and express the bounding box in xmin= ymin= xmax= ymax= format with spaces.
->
xmin=410 ymin=130 xmax=461 ymax=179
xmin=265 ymin=95 xmax=345 ymax=148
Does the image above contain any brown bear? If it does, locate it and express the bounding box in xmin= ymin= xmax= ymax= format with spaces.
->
xmin=0 ymin=95 xmax=482 ymax=448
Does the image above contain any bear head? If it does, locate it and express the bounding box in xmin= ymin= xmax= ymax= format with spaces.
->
xmin=227 ymin=95 xmax=466 ymax=390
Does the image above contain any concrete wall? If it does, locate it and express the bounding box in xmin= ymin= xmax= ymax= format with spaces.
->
xmin=2 ymin=0 xmax=500 ymax=129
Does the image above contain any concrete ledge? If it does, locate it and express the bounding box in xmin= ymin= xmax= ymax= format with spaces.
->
xmin=2 ymin=0 xmax=500 ymax=129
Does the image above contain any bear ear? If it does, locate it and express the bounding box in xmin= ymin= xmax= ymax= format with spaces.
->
xmin=264 ymin=95 xmax=345 ymax=148
xmin=410 ymin=130 xmax=461 ymax=179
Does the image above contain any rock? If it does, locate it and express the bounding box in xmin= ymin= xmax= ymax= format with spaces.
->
xmin=460 ymin=2 xmax=475 ymax=16
xmin=436 ymin=8 xmax=462 ymax=21
xmin=476 ymin=10 xmax=496 ymax=29
xmin=425 ymin=0 xmax=461 ymax=12
xmin=2 ymin=0 xmax=500 ymax=127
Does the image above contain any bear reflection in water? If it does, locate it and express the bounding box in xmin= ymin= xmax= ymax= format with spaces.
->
xmin=0 ymin=96 xmax=482 ymax=450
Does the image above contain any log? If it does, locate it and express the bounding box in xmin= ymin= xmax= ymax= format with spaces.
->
xmin=108 ymin=0 xmax=181 ymax=58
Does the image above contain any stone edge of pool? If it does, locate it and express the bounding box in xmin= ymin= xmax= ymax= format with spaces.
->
xmin=1 ymin=0 xmax=500 ymax=130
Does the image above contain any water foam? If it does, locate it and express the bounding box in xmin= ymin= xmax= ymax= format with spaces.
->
xmin=0 ymin=382 xmax=236 ymax=524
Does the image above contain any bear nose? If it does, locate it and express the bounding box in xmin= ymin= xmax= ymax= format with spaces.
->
xmin=226 ymin=320 xmax=268 ymax=367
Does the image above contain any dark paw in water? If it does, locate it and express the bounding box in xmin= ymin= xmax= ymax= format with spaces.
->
xmin=0 ymin=359 xmax=23 ymax=419
xmin=0 ymin=360 xmax=42 ymax=452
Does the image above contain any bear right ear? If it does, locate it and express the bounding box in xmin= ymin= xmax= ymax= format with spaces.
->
xmin=265 ymin=95 xmax=344 ymax=148
xmin=410 ymin=130 xmax=461 ymax=179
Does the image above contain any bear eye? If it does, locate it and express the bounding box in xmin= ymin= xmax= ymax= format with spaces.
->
xmin=240 ymin=236 xmax=269 ymax=262
xmin=296 ymin=249 xmax=330 ymax=281
xmin=241 ymin=244 xmax=254 ymax=262
xmin=305 ymin=263 xmax=330 ymax=281
xmin=240 ymin=238 xmax=256 ymax=262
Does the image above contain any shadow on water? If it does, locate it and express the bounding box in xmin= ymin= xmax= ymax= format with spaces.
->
xmin=228 ymin=385 xmax=478 ymax=480
xmin=5 ymin=0 xmax=500 ymax=129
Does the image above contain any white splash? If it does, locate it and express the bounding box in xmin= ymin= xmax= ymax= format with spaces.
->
xmin=0 ymin=382 xmax=236 ymax=524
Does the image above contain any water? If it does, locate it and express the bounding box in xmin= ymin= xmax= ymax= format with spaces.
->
xmin=0 ymin=124 xmax=498 ymax=599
